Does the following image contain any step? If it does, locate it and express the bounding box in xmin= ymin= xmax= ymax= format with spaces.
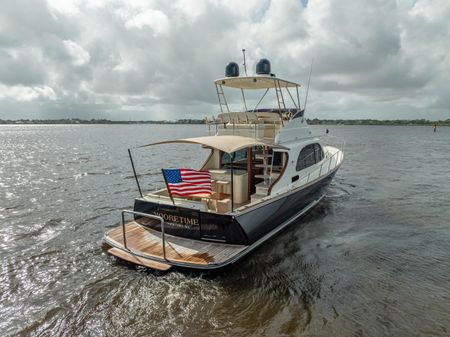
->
xmin=254 ymin=164 xmax=270 ymax=168
xmin=255 ymin=153 xmax=272 ymax=159
xmin=255 ymin=173 xmax=279 ymax=179
xmin=108 ymin=247 xmax=172 ymax=271
xmin=255 ymin=182 xmax=270 ymax=194
xmin=251 ymin=193 xmax=266 ymax=203
xmin=212 ymin=180 xmax=230 ymax=185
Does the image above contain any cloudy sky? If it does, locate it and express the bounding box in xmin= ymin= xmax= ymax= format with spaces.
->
xmin=0 ymin=0 xmax=449 ymax=121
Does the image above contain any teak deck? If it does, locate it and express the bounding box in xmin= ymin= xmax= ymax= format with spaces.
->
xmin=106 ymin=221 xmax=247 ymax=270
xmin=107 ymin=247 xmax=172 ymax=270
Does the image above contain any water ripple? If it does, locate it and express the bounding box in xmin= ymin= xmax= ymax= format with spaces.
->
xmin=1 ymin=124 xmax=450 ymax=336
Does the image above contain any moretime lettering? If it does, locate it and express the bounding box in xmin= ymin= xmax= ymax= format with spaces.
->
xmin=153 ymin=211 xmax=199 ymax=226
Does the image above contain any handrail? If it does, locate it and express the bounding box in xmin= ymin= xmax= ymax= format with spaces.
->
xmin=319 ymin=134 xmax=346 ymax=150
xmin=296 ymin=147 xmax=343 ymax=187
xmin=215 ymin=122 xmax=280 ymax=139
xmin=292 ymin=133 xmax=346 ymax=189
xmin=121 ymin=210 xmax=166 ymax=260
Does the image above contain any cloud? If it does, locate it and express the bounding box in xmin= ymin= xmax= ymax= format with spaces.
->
xmin=0 ymin=0 xmax=449 ymax=120
xmin=63 ymin=40 xmax=90 ymax=66
xmin=124 ymin=9 xmax=170 ymax=36
xmin=0 ymin=84 xmax=56 ymax=101
xmin=0 ymin=48 xmax=47 ymax=86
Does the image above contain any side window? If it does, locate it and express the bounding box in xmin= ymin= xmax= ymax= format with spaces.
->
xmin=222 ymin=148 xmax=247 ymax=165
xmin=272 ymin=151 xmax=282 ymax=166
xmin=314 ymin=144 xmax=323 ymax=163
xmin=296 ymin=144 xmax=316 ymax=171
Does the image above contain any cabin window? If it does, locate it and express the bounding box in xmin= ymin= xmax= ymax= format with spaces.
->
xmin=272 ymin=151 xmax=283 ymax=166
xmin=222 ymin=148 xmax=247 ymax=165
xmin=314 ymin=144 xmax=324 ymax=163
xmin=296 ymin=144 xmax=319 ymax=171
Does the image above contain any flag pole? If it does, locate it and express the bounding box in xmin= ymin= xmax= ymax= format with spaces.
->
xmin=161 ymin=169 xmax=175 ymax=205
xmin=231 ymin=152 xmax=235 ymax=211
xmin=128 ymin=149 xmax=143 ymax=198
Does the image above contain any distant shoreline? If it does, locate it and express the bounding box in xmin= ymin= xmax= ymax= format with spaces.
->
xmin=1 ymin=118 xmax=449 ymax=126
xmin=0 ymin=119 xmax=206 ymax=125
xmin=307 ymin=119 xmax=450 ymax=126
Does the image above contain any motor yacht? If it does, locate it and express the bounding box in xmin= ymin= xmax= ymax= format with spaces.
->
xmin=104 ymin=58 xmax=344 ymax=271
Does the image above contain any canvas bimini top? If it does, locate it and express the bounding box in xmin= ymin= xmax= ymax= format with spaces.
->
xmin=214 ymin=76 xmax=301 ymax=90
xmin=139 ymin=135 xmax=289 ymax=153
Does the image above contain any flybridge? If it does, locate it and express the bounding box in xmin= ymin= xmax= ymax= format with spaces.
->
xmin=214 ymin=76 xmax=301 ymax=89
xmin=213 ymin=58 xmax=303 ymax=118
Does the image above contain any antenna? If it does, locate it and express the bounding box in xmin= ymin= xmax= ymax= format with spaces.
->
xmin=242 ymin=49 xmax=248 ymax=76
xmin=303 ymin=59 xmax=314 ymax=113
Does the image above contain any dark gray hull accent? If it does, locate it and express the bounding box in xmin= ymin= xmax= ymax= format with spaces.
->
xmin=109 ymin=169 xmax=340 ymax=269
xmin=236 ymin=171 xmax=336 ymax=244
xmin=133 ymin=199 xmax=248 ymax=244
xmin=133 ymin=169 xmax=336 ymax=246
xmin=104 ymin=192 xmax=325 ymax=270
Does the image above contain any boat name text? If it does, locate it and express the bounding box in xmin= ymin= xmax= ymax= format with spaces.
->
xmin=153 ymin=212 xmax=199 ymax=226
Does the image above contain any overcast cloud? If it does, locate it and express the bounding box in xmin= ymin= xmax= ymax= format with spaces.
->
xmin=0 ymin=0 xmax=449 ymax=120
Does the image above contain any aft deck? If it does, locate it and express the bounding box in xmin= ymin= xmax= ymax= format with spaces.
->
xmin=105 ymin=221 xmax=248 ymax=270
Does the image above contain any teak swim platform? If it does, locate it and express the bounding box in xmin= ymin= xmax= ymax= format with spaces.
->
xmin=107 ymin=218 xmax=247 ymax=270
xmin=105 ymin=58 xmax=344 ymax=271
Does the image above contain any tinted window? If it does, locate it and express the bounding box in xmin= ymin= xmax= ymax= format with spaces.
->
xmin=222 ymin=148 xmax=247 ymax=165
xmin=296 ymin=144 xmax=316 ymax=171
xmin=272 ymin=151 xmax=282 ymax=166
xmin=314 ymin=144 xmax=323 ymax=162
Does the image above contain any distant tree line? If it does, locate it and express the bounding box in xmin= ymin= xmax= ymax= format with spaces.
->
xmin=1 ymin=118 xmax=449 ymax=126
xmin=0 ymin=118 xmax=207 ymax=125
xmin=306 ymin=118 xmax=450 ymax=126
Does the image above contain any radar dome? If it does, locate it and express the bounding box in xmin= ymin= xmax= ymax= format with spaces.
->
xmin=256 ymin=59 xmax=271 ymax=75
xmin=225 ymin=62 xmax=239 ymax=77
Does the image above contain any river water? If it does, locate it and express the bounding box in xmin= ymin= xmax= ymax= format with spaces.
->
xmin=1 ymin=124 xmax=449 ymax=336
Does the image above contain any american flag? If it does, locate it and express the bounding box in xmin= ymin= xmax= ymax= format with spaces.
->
xmin=162 ymin=168 xmax=212 ymax=196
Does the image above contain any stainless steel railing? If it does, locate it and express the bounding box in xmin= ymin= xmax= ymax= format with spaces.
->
xmin=121 ymin=210 xmax=167 ymax=260
xmin=297 ymin=146 xmax=344 ymax=186
xmin=211 ymin=122 xmax=280 ymax=139
xmin=292 ymin=134 xmax=345 ymax=186
xmin=206 ymin=114 xmax=281 ymax=139
xmin=319 ymin=134 xmax=346 ymax=149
